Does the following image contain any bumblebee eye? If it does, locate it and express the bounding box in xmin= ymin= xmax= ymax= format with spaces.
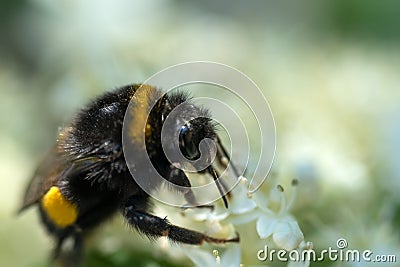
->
xmin=179 ymin=124 xmax=200 ymax=160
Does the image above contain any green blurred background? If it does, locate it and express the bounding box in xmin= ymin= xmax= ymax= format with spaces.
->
xmin=1 ymin=0 xmax=400 ymax=266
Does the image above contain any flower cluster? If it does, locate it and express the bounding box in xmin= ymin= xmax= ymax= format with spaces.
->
xmin=182 ymin=176 xmax=308 ymax=267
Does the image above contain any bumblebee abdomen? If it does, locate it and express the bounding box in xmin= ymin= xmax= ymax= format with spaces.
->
xmin=40 ymin=186 xmax=78 ymax=228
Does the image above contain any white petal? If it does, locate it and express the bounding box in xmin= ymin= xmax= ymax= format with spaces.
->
xmin=220 ymin=245 xmax=241 ymax=267
xmin=229 ymin=183 xmax=257 ymax=214
xmin=209 ymin=211 xmax=230 ymax=221
xmin=227 ymin=210 xmax=261 ymax=225
xmin=181 ymin=209 xmax=229 ymax=222
xmin=205 ymin=220 xmax=235 ymax=238
xmin=256 ymin=215 xmax=278 ymax=239
xmin=272 ymin=220 xmax=304 ymax=251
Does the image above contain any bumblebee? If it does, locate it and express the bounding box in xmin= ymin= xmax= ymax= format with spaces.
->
xmin=19 ymin=84 xmax=239 ymax=266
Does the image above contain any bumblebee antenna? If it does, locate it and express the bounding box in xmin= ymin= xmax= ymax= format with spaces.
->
xmin=207 ymin=166 xmax=229 ymax=208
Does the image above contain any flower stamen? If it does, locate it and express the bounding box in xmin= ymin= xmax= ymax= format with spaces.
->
xmin=277 ymin=184 xmax=287 ymax=216
xmin=286 ymin=179 xmax=299 ymax=211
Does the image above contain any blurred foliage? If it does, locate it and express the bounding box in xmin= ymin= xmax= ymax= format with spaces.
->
xmin=327 ymin=0 xmax=400 ymax=41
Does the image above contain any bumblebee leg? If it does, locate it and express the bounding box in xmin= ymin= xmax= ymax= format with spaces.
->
xmin=168 ymin=169 xmax=213 ymax=210
xmin=53 ymin=228 xmax=84 ymax=267
xmin=71 ymin=231 xmax=84 ymax=266
xmin=123 ymin=200 xmax=239 ymax=244
xmin=52 ymin=233 xmax=68 ymax=261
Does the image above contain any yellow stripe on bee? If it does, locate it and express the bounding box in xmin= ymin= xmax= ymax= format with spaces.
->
xmin=129 ymin=84 xmax=156 ymax=148
xmin=41 ymin=186 xmax=78 ymax=228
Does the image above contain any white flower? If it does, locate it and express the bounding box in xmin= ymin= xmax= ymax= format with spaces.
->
xmin=229 ymin=177 xmax=304 ymax=251
xmin=182 ymin=176 xmax=305 ymax=266
xmin=256 ymin=183 xmax=304 ymax=251
xmin=228 ymin=176 xmax=257 ymax=214
xmin=271 ymin=220 xmax=304 ymax=251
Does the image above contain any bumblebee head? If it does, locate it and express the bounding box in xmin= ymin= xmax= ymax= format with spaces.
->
xmin=144 ymin=90 xmax=217 ymax=164
xmin=160 ymin=95 xmax=233 ymax=207
xmin=142 ymin=88 xmax=237 ymax=208
xmin=179 ymin=117 xmax=216 ymax=161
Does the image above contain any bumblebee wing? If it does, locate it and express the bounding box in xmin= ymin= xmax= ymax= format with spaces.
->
xmin=19 ymin=146 xmax=104 ymax=213
xmin=19 ymin=147 xmax=65 ymax=212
